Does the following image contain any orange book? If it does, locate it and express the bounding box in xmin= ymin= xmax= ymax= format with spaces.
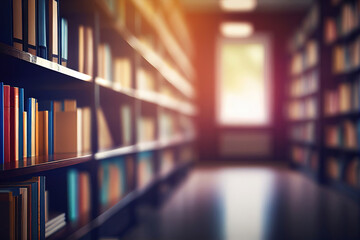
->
xmin=31 ymin=99 xmax=35 ymax=157
xmin=10 ymin=87 xmax=19 ymax=161
xmin=54 ymin=111 xmax=77 ymax=153
xmin=28 ymin=0 xmax=36 ymax=55
xmin=81 ymin=108 xmax=91 ymax=153
xmin=85 ymin=27 xmax=93 ymax=76
xmin=39 ymin=111 xmax=49 ymax=156
xmin=64 ymin=99 xmax=77 ymax=111
xmin=23 ymin=112 xmax=27 ymax=159
xmin=13 ymin=0 xmax=23 ymax=50
xmin=79 ymin=172 xmax=90 ymax=218
xmin=97 ymin=108 xmax=114 ymax=151
xmin=78 ymin=25 xmax=85 ymax=73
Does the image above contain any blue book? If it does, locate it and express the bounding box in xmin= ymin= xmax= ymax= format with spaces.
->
xmin=37 ymin=0 xmax=47 ymax=58
xmin=19 ymin=88 xmax=24 ymax=160
xmin=39 ymin=101 xmax=53 ymax=155
xmin=0 ymin=83 xmax=4 ymax=165
xmin=68 ymin=169 xmax=78 ymax=222
xmin=61 ymin=18 xmax=68 ymax=64
xmin=27 ymin=98 xmax=32 ymax=157
xmin=100 ymin=162 xmax=109 ymax=206
xmin=0 ymin=0 xmax=13 ymax=46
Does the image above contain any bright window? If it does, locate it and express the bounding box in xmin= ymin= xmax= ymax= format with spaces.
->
xmin=217 ymin=37 xmax=271 ymax=126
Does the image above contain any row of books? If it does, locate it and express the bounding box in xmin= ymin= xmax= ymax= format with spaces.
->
xmin=0 ymin=176 xmax=64 ymax=239
xmin=67 ymin=169 xmax=91 ymax=223
xmin=288 ymin=97 xmax=318 ymax=120
xmin=324 ymin=80 xmax=360 ymax=116
xmin=325 ymin=2 xmax=360 ymax=44
xmin=325 ymin=120 xmax=359 ymax=149
xmin=96 ymin=44 xmax=132 ymax=90
xmin=137 ymin=68 xmax=156 ymax=93
xmin=291 ymin=145 xmax=319 ymax=170
xmin=0 ymin=83 xmax=91 ymax=165
xmin=290 ymin=122 xmax=316 ymax=143
xmin=326 ymin=157 xmax=360 ymax=188
xmin=289 ymin=5 xmax=319 ymax=52
xmin=0 ymin=0 xmax=68 ymax=64
xmin=332 ymin=38 xmax=360 ymax=74
xmin=290 ymin=70 xmax=319 ymax=98
xmin=290 ymin=40 xmax=318 ymax=75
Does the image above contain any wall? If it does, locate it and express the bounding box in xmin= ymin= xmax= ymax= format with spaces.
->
xmin=186 ymin=11 xmax=304 ymax=161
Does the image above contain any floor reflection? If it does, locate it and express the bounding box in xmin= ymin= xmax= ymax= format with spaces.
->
xmin=121 ymin=163 xmax=360 ymax=240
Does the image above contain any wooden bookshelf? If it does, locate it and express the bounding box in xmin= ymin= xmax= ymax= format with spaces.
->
xmin=0 ymin=0 xmax=196 ymax=239
xmin=288 ymin=0 xmax=360 ymax=202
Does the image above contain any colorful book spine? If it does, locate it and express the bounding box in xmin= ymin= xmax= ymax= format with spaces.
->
xmin=10 ymin=87 xmax=19 ymax=161
xmin=61 ymin=18 xmax=68 ymax=66
xmin=28 ymin=0 xmax=37 ymax=55
xmin=23 ymin=112 xmax=27 ymax=159
xmin=12 ymin=0 xmax=23 ymax=50
xmin=4 ymin=86 xmax=10 ymax=164
xmin=19 ymin=88 xmax=24 ymax=160
xmin=0 ymin=83 xmax=4 ymax=164
xmin=67 ymin=169 xmax=78 ymax=222
xmin=37 ymin=0 xmax=47 ymax=58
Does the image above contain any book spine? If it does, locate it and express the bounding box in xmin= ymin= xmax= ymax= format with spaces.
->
xmin=37 ymin=0 xmax=47 ymax=58
xmin=35 ymin=101 xmax=39 ymax=156
xmin=10 ymin=87 xmax=19 ymax=162
xmin=28 ymin=0 xmax=36 ymax=54
xmin=67 ymin=169 xmax=78 ymax=222
xmin=49 ymin=101 xmax=53 ymax=155
xmin=27 ymin=99 xmax=31 ymax=157
xmin=0 ymin=83 xmax=4 ymax=165
xmin=23 ymin=111 xmax=27 ymax=159
xmin=13 ymin=0 xmax=23 ymax=50
xmin=19 ymin=88 xmax=24 ymax=160
xmin=4 ymin=86 xmax=10 ymax=164
xmin=31 ymin=99 xmax=35 ymax=157
xmin=60 ymin=18 xmax=68 ymax=66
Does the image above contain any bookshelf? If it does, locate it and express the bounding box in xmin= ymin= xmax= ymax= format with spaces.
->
xmin=0 ymin=0 xmax=197 ymax=239
xmin=287 ymin=0 xmax=360 ymax=201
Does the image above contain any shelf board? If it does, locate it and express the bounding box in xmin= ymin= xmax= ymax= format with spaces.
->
xmin=95 ymin=145 xmax=138 ymax=160
xmin=0 ymin=43 xmax=92 ymax=82
xmin=96 ymin=77 xmax=136 ymax=98
xmin=0 ymin=153 xmax=92 ymax=180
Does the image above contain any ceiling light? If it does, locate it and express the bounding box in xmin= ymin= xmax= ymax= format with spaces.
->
xmin=220 ymin=22 xmax=254 ymax=38
xmin=220 ymin=0 xmax=257 ymax=12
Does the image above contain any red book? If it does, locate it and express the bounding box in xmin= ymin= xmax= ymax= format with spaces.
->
xmin=3 ymin=86 xmax=10 ymax=164
xmin=10 ymin=87 xmax=19 ymax=162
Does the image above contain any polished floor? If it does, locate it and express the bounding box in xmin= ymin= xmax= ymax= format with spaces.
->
xmin=121 ymin=163 xmax=360 ymax=240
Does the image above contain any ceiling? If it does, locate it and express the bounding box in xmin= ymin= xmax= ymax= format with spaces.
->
xmin=180 ymin=0 xmax=313 ymax=12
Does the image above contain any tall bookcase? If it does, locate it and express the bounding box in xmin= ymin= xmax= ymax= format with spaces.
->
xmin=287 ymin=0 xmax=360 ymax=201
xmin=0 ymin=0 xmax=197 ymax=239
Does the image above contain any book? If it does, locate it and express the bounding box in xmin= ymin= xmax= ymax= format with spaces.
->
xmin=61 ymin=18 xmax=68 ymax=66
xmin=19 ymin=88 xmax=24 ymax=160
xmin=13 ymin=0 xmax=23 ymax=50
xmin=4 ymin=85 xmax=10 ymax=164
xmin=36 ymin=101 xmax=39 ymax=157
xmin=0 ymin=83 xmax=4 ymax=164
xmin=48 ymin=0 xmax=59 ymax=62
xmin=38 ymin=101 xmax=54 ymax=155
xmin=23 ymin=112 xmax=27 ymax=159
xmin=97 ymin=108 xmax=114 ymax=151
xmin=37 ymin=0 xmax=47 ymax=58
xmin=10 ymin=87 xmax=19 ymax=162
xmin=38 ymin=111 xmax=49 ymax=156
xmin=121 ymin=105 xmax=132 ymax=146
xmin=137 ymin=152 xmax=154 ymax=189
xmin=28 ymin=0 xmax=37 ymax=55
xmin=27 ymin=98 xmax=36 ymax=157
